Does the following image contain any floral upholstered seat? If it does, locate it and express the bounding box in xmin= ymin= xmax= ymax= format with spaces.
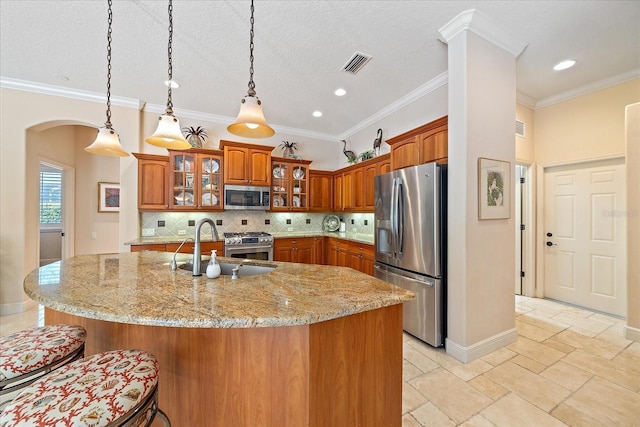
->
xmin=0 ymin=324 xmax=86 ymax=386
xmin=0 ymin=349 xmax=163 ymax=427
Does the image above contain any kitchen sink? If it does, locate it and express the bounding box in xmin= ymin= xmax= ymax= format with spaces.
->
xmin=178 ymin=260 xmax=276 ymax=277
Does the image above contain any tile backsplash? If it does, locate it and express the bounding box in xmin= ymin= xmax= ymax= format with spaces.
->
xmin=140 ymin=211 xmax=374 ymax=238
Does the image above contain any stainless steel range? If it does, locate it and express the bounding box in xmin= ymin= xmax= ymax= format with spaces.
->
xmin=223 ymin=232 xmax=274 ymax=261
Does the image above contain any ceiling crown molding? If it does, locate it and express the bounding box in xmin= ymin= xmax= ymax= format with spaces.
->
xmin=438 ymin=9 xmax=527 ymax=58
xmin=338 ymin=71 xmax=448 ymax=140
xmin=0 ymin=76 xmax=143 ymax=110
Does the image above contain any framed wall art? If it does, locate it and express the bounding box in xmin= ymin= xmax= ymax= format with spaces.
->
xmin=478 ymin=157 xmax=510 ymax=220
xmin=98 ymin=182 xmax=120 ymax=212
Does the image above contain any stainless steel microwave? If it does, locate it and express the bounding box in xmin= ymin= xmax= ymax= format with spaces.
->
xmin=223 ymin=185 xmax=270 ymax=210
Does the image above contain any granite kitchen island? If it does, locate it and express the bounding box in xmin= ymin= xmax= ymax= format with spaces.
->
xmin=24 ymin=252 xmax=413 ymax=427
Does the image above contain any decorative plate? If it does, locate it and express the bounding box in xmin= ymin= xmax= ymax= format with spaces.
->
xmin=293 ymin=196 xmax=300 ymax=207
xmin=174 ymin=192 xmax=194 ymax=205
xmin=202 ymin=193 xmax=217 ymax=206
xmin=210 ymin=160 xmax=219 ymax=173
xmin=273 ymin=167 xmax=284 ymax=179
xmin=273 ymin=195 xmax=284 ymax=207
xmin=323 ymin=214 xmax=340 ymax=232
xmin=293 ymin=168 xmax=305 ymax=180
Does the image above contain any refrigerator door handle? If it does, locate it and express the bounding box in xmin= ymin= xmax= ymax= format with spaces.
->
xmin=397 ymin=178 xmax=404 ymax=257
xmin=390 ymin=177 xmax=398 ymax=258
xmin=374 ymin=264 xmax=433 ymax=285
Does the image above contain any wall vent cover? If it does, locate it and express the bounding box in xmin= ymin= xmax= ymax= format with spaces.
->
xmin=516 ymin=119 xmax=525 ymax=137
xmin=341 ymin=52 xmax=372 ymax=74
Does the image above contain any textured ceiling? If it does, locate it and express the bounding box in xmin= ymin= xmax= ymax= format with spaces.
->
xmin=1 ymin=0 xmax=639 ymax=139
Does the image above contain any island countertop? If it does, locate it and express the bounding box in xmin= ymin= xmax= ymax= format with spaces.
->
xmin=24 ymin=251 xmax=413 ymax=329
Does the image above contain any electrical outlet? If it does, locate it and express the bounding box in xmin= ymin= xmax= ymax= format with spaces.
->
xmin=141 ymin=228 xmax=155 ymax=237
xmin=177 ymin=230 xmax=186 ymax=236
xmin=91 ymin=231 xmax=97 ymax=240
xmin=287 ymin=227 xmax=293 ymax=232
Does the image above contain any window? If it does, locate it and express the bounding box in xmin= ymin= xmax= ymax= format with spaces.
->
xmin=40 ymin=163 xmax=62 ymax=225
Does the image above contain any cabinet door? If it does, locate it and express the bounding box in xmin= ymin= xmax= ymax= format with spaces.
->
xmin=326 ymin=239 xmax=338 ymax=266
xmin=199 ymin=155 xmax=223 ymax=210
xmin=419 ymin=126 xmax=448 ymax=164
xmin=294 ymin=239 xmax=315 ymax=264
xmin=390 ymin=136 xmax=418 ymax=170
xmin=224 ymin=146 xmax=250 ymax=184
xmin=271 ymin=162 xmax=290 ymax=210
xmin=130 ymin=244 xmax=166 ymax=252
xmin=291 ymin=164 xmax=308 ymax=211
xmin=342 ymin=170 xmax=355 ymax=210
xmin=309 ymin=172 xmax=333 ymax=212
xmin=353 ymin=167 xmax=364 ymax=210
xmin=333 ymin=174 xmax=343 ymax=211
xmin=337 ymin=247 xmax=350 ymax=267
xmin=273 ymin=239 xmax=294 ymax=262
xmin=377 ymin=157 xmax=392 ymax=176
xmin=249 ymin=149 xmax=271 ymax=185
xmin=137 ymin=158 xmax=169 ymax=210
xmin=363 ymin=163 xmax=377 ymax=211
xmin=170 ymin=153 xmax=197 ymax=209
xmin=313 ymin=237 xmax=325 ymax=265
xmin=348 ymin=250 xmax=363 ymax=272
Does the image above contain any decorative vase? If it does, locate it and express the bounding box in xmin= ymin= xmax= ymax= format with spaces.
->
xmin=188 ymin=134 xmax=202 ymax=149
xmin=283 ymin=147 xmax=295 ymax=158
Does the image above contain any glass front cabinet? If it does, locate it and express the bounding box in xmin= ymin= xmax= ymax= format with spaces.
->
xmin=169 ymin=149 xmax=223 ymax=211
xmin=271 ymin=158 xmax=312 ymax=211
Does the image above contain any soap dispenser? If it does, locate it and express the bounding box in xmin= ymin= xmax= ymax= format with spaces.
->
xmin=206 ymin=250 xmax=221 ymax=279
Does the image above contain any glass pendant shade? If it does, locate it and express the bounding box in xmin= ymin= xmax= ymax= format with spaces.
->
xmin=227 ymin=95 xmax=275 ymax=138
xmin=85 ymin=126 xmax=129 ymax=157
xmin=145 ymin=113 xmax=191 ymax=149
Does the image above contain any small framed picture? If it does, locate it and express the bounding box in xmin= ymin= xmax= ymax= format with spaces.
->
xmin=98 ymin=182 xmax=120 ymax=212
xmin=478 ymin=157 xmax=510 ymax=220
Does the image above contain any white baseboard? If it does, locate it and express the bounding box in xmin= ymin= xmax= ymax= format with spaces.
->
xmin=445 ymin=327 xmax=518 ymax=363
xmin=624 ymin=325 xmax=640 ymax=342
xmin=0 ymin=301 xmax=27 ymax=316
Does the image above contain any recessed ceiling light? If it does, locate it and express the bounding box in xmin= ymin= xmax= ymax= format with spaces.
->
xmin=334 ymin=88 xmax=346 ymax=96
xmin=312 ymin=111 xmax=323 ymax=118
xmin=553 ymin=59 xmax=576 ymax=71
xmin=164 ymin=79 xmax=180 ymax=88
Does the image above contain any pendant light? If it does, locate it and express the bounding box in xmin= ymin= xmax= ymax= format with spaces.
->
xmin=145 ymin=0 xmax=191 ymax=150
xmin=85 ymin=0 xmax=129 ymax=157
xmin=227 ymin=0 xmax=275 ymax=138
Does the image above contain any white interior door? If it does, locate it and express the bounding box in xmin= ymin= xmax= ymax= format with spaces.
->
xmin=544 ymin=159 xmax=626 ymax=316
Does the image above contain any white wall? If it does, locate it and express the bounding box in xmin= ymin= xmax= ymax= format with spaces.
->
xmin=626 ymin=103 xmax=640 ymax=340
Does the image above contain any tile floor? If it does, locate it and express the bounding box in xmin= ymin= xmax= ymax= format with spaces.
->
xmin=2 ymin=296 xmax=639 ymax=426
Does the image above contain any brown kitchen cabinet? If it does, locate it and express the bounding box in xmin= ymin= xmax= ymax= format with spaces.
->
xmin=309 ymin=170 xmax=333 ymax=212
xmin=313 ymin=236 xmax=325 ymax=265
xmin=130 ymin=241 xmax=223 ymax=254
xmin=326 ymin=238 xmax=350 ymax=267
xmin=274 ymin=237 xmax=315 ymax=264
xmin=271 ymin=157 xmax=312 ymax=211
xmin=348 ymin=241 xmax=375 ymax=276
xmin=133 ymin=153 xmax=170 ymax=210
xmin=220 ymin=140 xmax=273 ymax=186
xmin=333 ymin=174 xmax=343 ymax=211
xmin=332 ymin=154 xmax=390 ymax=213
xmin=388 ymin=116 xmax=448 ymax=170
xmin=168 ymin=149 xmax=223 ymax=211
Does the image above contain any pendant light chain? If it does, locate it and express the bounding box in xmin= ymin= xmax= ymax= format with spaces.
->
xmin=105 ymin=0 xmax=113 ymax=128
xmin=166 ymin=0 xmax=174 ymax=113
xmin=247 ymin=0 xmax=256 ymax=96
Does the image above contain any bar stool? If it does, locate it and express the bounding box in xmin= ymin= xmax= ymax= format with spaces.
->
xmin=0 ymin=324 xmax=86 ymax=410
xmin=0 ymin=349 xmax=170 ymax=426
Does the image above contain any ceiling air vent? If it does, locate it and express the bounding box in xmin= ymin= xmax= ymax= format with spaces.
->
xmin=341 ymin=51 xmax=372 ymax=75
xmin=516 ymin=120 xmax=525 ymax=138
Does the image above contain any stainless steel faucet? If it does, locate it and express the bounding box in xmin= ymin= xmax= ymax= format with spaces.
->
xmin=193 ymin=218 xmax=219 ymax=276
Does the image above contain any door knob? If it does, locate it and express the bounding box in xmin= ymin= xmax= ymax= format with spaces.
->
xmin=546 ymin=241 xmax=557 ymax=247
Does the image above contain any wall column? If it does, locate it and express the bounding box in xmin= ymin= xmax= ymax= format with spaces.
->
xmin=625 ymin=102 xmax=640 ymax=341
xmin=439 ymin=10 xmax=527 ymax=362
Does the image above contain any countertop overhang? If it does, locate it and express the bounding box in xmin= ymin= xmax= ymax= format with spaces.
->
xmin=24 ymin=252 xmax=412 ymax=329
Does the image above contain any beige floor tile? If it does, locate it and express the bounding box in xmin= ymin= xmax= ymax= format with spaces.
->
xmin=409 ymin=342 xmax=464 ymax=371
xmin=484 ymin=361 xmax=572 ymax=412
xmin=403 ymin=359 xmax=425 ymax=381
xmin=516 ymin=318 xmax=558 ymax=342
xmin=517 ymin=312 xmax=569 ymax=333
xmin=540 ymin=361 xmax=593 ymax=392
xmin=594 ymin=330 xmax=633 ymax=350
xmin=627 ymin=342 xmax=640 ymax=354
xmin=553 ymin=376 xmax=640 ymax=426
xmin=409 ymin=368 xmax=492 ymax=424
xmin=458 ymin=414 xmax=497 ymax=427
xmin=481 ymin=393 xmax=569 ymax=427
xmin=402 ymin=382 xmax=429 ymax=414
xmin=552 ymin=329 xmax=623 ymax=360
xmin=511 ymin=354 xmax=547 ymax=374
xmin=553 ymin=312 xmax=614 ymax=337
xmin=410 ymin=402 xmax=456 ymax=427
xmin=551 ymin=403 xmax=608 ymax=427
xmin=481 ymin=347 xmax=517 ymax=366
xmin=402 ymin=414 xmax=423 ymax=427
xmin=507 ymin=336 xmax=566 ymax=366
xmin=543 ymin=338 xmax=577 ymax=354
xmin=563 ymin=350 xmax=640 ymax=392
xmin=613 ymin=348 xmax=640 ymax=374
xmin=446 ymin=358 xmax=494 ymax=381
xmin=403 ymin=342 xmax=439 ymax=373
xmin=468 ymin=375 xmax=509 ymax=401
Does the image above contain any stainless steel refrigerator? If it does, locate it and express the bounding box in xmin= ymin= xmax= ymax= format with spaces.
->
xmin=374 ymin=162 xmax=446 ymax=347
